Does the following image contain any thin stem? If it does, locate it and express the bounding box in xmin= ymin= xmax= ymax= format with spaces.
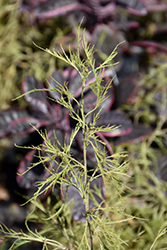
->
xmin=80 ymin=73 xmax=93 ymax=249
xmin=87 ymin=220 xmax=93 ymax=250
xmin=80 ymin=76 xmax=88 ymax=188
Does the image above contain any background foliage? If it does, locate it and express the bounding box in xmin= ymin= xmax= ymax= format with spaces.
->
xmin=0 ymin=0 xmax=167 ymax=249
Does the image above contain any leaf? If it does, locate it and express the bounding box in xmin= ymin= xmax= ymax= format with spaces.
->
xmin=92 ymin=24 xmax=125 ymax=67
xmin=16 ymin=149 xmax=44 ymax=189
xmin=31 ymin=0 xmax=91 ymax=20
xmin=155 ymin=155 xmax=167 ymax=182
xmin=89 ymin=77 xmax=115 ymax=113
xmin=0 ymin=109 xmax=45 ymax=137
xmin=114 ymin=124 xmax=153 ymax=145
xmin=114 ymin=75 xmax=138 ymax=107
xmin=76 ymin=131 xmax=113 ymax=171
xmin=62 ymin=174 xmax=105 ymax=222
xmin=17 ymin=149 xmax=54 ymax=200
xmin=9 ymin=116 xmax=47 ymax=135
xmin=83 ymin=89 xmax=97 ymax=113
xmin=131 ymin=41 xmax=167 ymax=53
xmin=68 ymin=69 xmax=95 ymax=98
xmin=100 ymin=81 xmax=115 ymax=112
xmin=96 ymin=110 xmax=133 ymax=137
xmin=117 ymin=0 xmax=147 ymax=16
xmin=22 ymin=76 xmax=50 ymax=114
xmin=42 ymin=129 xmax=65 ymax=174
xmin=85 ymin=1 xmax=116 ymax=20
xmin=72 ymin=88 xmax=98 ymax=115
xmin=69 ymin=68 xmax=114 ymax=114
xmin=99 ymin=236 xmax=110 ymax=250
xmin=47 ymin=69 xmax=65 ymax=100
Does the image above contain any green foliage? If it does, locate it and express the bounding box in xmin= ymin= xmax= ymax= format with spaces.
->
xmin=0 ymin=25 xmax=133 ymax=250
xmin=113 ymin=60 xmax=167 ymax=250
xmin=1 ymin=18 xmax=167 ymax=250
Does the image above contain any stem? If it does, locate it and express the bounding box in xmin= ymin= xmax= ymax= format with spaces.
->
xmin=80 ymin=77 xmax=88 ymax=189
xmin=80 ymin=75 xmax=93 ymax=249
xmin=87 ymin=220 xmax=93 ymax=250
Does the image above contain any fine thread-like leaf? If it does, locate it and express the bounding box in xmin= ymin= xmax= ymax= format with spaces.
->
xmin=0 ymin=23 xmax=130 ymax=250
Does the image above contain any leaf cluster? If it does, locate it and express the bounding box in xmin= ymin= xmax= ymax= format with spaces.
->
xmin=0 ymin=25 xmax=132 ymax=250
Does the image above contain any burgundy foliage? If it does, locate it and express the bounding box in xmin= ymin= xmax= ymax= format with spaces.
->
xmin=0 ymin=67 xmax=136 ymax=221
xmin=2 ymin=0 xmax=167 ymax=221
xmin=21 ymin=0 xmax=148 ymax=20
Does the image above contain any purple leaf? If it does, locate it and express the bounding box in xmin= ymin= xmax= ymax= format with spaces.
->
xmin=83 ymin=90 xmax=97 ymax=113
xmin=114 ymin=75 xmax=138 ymax=107
xmin=116 ymin=0 xmax=147 ymax=16
xmin=42 ymin=129 xmax=65 ymax=174
xmin=114 ymin=124 xmax=153 ymax=146
xmin=17 ymin=149 xmax=45 ymax=189
xmin=33 ymin=0 xmax=91 ymax=20
xmin=156 ymin=156 xmax=167 ymax=182
xmin=61 ymin=173 xmax=105 ymax=222
xmin=22 ymin=0 xmax=48 ymax=9
xmin=22 ymin=76 xmax=50 ymax=115
xmin=69 ymin=70 xmax=95 ymax=98
xmin=0 ymin=109 xmax=46 ymax=137
xmin=69 ymin=69 xmax=114 ymax=114
xmin=154 ymin=90 xmax=167 ymax=120
xmin=47 ymin=70 xmax=64 ymax=100
xmin=61 ymin=109 xmax=71 ymax=133
xmin=9 ymin=116 xmax=46 ymax=135
xmin=99 ymin=80 xmax=115 ymax=112
xmin=76 ymin=131 xmax=113 ymax=170
xmin=92 ymin=24 xmax=125 ymax=69
xmin=96 ymin=110 xmax=133 ymax=137
xmin=110 ymin=20 xmax=140 ymax=31
xmin=131 ymin=41 xmax=167 ymax=54
xmin=96 ymin=132 xmax=113 ymax=157
xmin=17 ymin=149 xmax=53 ymax=199
xmin=62 ymin=67 xmax=76 ymax=81
xmin=88 ymin=1 xmax=116 ymax=19
xmin=147 ymin=2 xmax=167 ymax=12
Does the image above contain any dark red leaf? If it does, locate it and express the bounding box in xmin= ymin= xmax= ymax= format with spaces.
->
xmin=99 ymin=80 xmax=115 ymax=112
xmin=42 ymin=129 xmax=65 ymax=174
xmin=114 ymin=124 xmax=153 ymax=146
xmin=9 ymin=116 xmax=46 ymax=135
xmin=69 ymin=70 xmax=95 ymax=98
xmin=69 ymin=70 xmax=114 ymax=114
xmin=76 ymin=131 xmax=113 ymax=170
xmin=47 ymin=70 xmax=64 ymax=100
xmin=131 ymin=41 xmax=167 ymax=54
xmin=96 ymin=110 xmax=133 ymax=137
xmin=22 ymin=76 xmax=50 ymax=115
xmin=87 ymin=1 xmax=116 ymax=19
xmin=117 ymin=0 xmax=147 ymax=16
xmin=16 ymin=149 xmax=37 ymax=189
xmin=16 ymin=149 xmax=46 ymax=189
xmin=84 ymin=90 xmax=97 ymax=108
xmin=17 ymin=149 xmax=52 ymax=199
xmin=114 ymin=75 xmax=138 ymax=107
xmin=92 ymin=24 xmax=125 ymax=69
xmin=0 ymin=109 xmax=45 ymax=137
xmin=33 ymin=0 xmax=91 ymax=19
xmin=147 ymin=2 xmax=167 ymax=12
xmin=61 ymin=173 xmax=105 ymax=222
xmin=75 ymin=89 xmax=97 ymax=114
